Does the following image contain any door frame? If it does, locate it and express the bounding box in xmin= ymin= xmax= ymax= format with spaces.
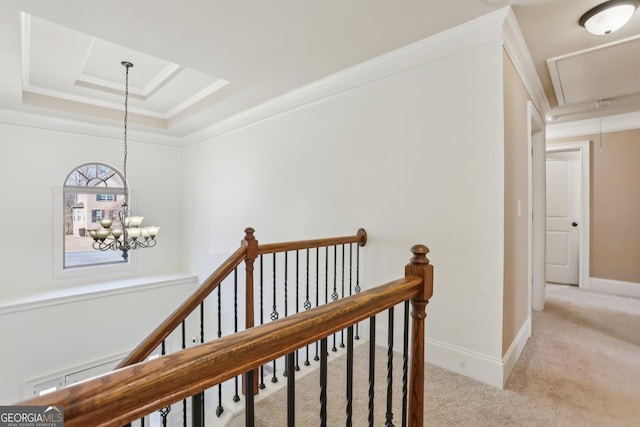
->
xmin=545 ymin=140 xmax=590 ymax=290
xmin=528 ymin=101 xmax=546 ymax=312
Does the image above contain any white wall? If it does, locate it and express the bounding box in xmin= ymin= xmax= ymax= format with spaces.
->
xmin=0 ymin=123 xmax=185 ymax=299
xmin=0 ymin=275 xmax=197 ymax=403
xmin=0 ymin=9 xmax=518 ymax=396
xmin=183 ymin=35 xmax=506 ymax=383
xmin=0 ymin=123 xmax=190 ymax=403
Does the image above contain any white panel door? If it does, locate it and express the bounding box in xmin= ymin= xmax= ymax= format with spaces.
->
xmin=546 ymin=151 xmax=580 ymax=285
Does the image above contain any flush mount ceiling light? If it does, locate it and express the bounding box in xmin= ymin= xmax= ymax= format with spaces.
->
xmin=579 ymin=0 xmax=639 ymax=35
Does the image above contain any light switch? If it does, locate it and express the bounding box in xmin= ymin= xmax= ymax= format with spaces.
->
xmin=517 ymin=200 xmax=522 ymax=218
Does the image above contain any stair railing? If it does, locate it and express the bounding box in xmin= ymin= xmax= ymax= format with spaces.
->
xmin=114 ymin=227 xmax=367 ymax=422
xmin=20 ymin=244 xmax=433 ymax=427
xmin=117 ymin=227 xmax=367 ymax=369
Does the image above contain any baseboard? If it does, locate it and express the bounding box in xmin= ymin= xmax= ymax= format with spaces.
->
xmin=589 ymin=277 xmax=640 ymax=298
xmin=425 ymin=338 xmax=504 ymax=389
xmin=376 ymin=323 xmax=508 ymax=389
xmin=501 ymin=317 xmax=531 ymax=387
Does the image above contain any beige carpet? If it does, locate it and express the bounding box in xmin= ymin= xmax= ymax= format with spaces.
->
xmin=253 ymin=284 xmax=640 ymax=426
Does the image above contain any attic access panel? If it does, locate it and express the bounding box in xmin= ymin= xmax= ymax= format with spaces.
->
xmin=548 ymin=36 xmax=640 ymax=106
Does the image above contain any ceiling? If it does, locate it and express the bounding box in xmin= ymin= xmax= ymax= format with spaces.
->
xmin=1 ymin=0 xmax=639 ymax=146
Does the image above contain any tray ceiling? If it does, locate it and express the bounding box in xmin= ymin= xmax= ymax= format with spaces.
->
xmin=2 ymin=0 xmax=640 ymax=145
xmin=22 ymin=13 xmax=229 ymax=124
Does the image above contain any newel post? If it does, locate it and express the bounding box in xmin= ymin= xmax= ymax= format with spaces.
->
xmin=242 ymin=227 xmax=259 ymax=395
xmin=405 ymin=244 xmax=434 ymax=427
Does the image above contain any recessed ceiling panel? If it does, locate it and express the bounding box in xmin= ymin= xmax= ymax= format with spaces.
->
xmin=79 ymin=38 xmax=175 ymax=97
xmin=22 ymin=13 xmax=229 ymax=122
xmin=548 ymin=36 xmax=640 ymax=106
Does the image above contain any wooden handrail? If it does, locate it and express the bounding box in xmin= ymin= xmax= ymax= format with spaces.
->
xmin=116 ymin=245 xmax=248 ymax=368
xmin=117 ymin=227 xmax=367 ymax=369
xmin=21 ymin=273 xmax=426 ymax=427
xmin=258 ymin=228 xmax=367 ymax=254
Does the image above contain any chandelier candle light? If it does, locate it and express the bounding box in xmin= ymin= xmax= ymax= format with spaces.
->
xmin=88 ymin=61 xmax=159 ymax=260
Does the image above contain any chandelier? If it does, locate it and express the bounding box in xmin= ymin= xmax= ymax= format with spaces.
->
xmin=87 ymin=61 xmax=159 ymax=260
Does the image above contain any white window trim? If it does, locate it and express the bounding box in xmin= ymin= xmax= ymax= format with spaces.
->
xmin=53 ymin=187 xmax=137 ymax=278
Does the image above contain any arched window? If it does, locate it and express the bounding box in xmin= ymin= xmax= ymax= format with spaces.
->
xmin=63 ymin=163 xmax=127 ymax=269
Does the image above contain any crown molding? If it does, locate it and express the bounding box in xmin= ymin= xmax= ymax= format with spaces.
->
xmin=184 ymin=8 xmax=512 ymax=146
xmin=546 ymin=110 xmax=640 ymax=139
xmin=0 ymin=108 xmax=181 ymax=146
xmin=502 ymin=8 xmax=550 ymax=118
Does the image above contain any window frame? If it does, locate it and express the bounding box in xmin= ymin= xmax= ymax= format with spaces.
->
xmin=96 ymin=194 xmax=117 ymax=202
xmin=54 ymin=162 xmax=137 ymax=278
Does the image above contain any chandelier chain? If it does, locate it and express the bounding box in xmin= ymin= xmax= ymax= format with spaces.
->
xmin=87 ymin=60 xmax=159 ymax=260
xmin=123 ymin=62 xmax=130 ymax=204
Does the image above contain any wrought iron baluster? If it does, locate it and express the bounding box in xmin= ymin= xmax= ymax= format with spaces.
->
xmin=216 ymin=285 xmax=223 ymax=417
xmin=346 ymin=325 xmax=354 ymax=427
xmin=192 ymin=389 xmax=204 ymax=427
xmin=245 ymin=370 xmax=255 ymax=427
xmin=325 ymin=246 xmax=329 ymax=306
xmin=314 ymin=247 xmax=320 ymax=362
xmin=192 ymin=302 xmax=205 ymax=427
xmin=182 ymin=393 xmax=187 ymax=427
xmin=234 ymin=268 xmax=239 ymax=333
xmin=349 ymin=243 xmax=353 ymax=296
xmin=160 ymin=340 xmax=171 ymax=426
xmin=200 ymin=302 xmax=205 ymax=343
xmin=181 ymin=321 xmax=185 ymax=349
xmin=304 ymin=248 xmax=311 ymax=366
xmin=271 ymin=253 xmax=279 ymax=383
xmin=283 ymin=252 xmax=289 ymax=378
xmin=368 ymin=316 xmax=376 ymax=427
xmin=284 ymin=252 xmax=289 ymax=318
xmin=271 ymin=253 xmax=280 ymax=321
xmin=160 ymin=406 xmax=171 ymax=427
xmin=402 ymin=300 xmax=409 ymax=427
xmin=331 ymin=245 xmax=338 ymax=352
xmin=295 ymin=250 xmax=300 ymax=316
xmin=340 ymin=244 xmax=346 ymax=348
xmin=320 ymin=337 xmax=328 ymax=427
xmin=181 ymin=321 xmax=187 ymax=427
xmin=259 ymin=255 xmax=266 ymax=389
xmin=355 ymin=242 xmax=362 ymax=339
xmin=323 ymin=246 xmax=329 ymax=359
xmin=385 ymin=307 xmax=395 ymax=427
xmin=233 ymin=268 xmax=240 ymax=402
xmin=349 ymin=243 xmax=357 ymax=341
xmin=295 ymin=250 xmax=300 ymax=371
xmin=286 ymin=352 xmax=296 ymax=427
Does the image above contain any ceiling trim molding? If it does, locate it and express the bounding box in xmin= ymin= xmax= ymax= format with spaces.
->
xmin=20 ymin=12 xmax=32 ymax=91
xmin=22 ymin=84 xmax=169 ymax=119
xmin=502 ymin=8 xmax=550 ymax=118
xmin=546 ymin=57 xmax=565 ymax=106
xmin=164 ymin=78 xmax=229 ymax=118
xmin=0 ymin=108 xmax=181 ymax=147
xmin=546 ymin=111 xmax=640 ymax=139
xmin=76 ymin=63 xmax=182 ymax=99
xmin=184 ymin=7 xmax=511 ymax=146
